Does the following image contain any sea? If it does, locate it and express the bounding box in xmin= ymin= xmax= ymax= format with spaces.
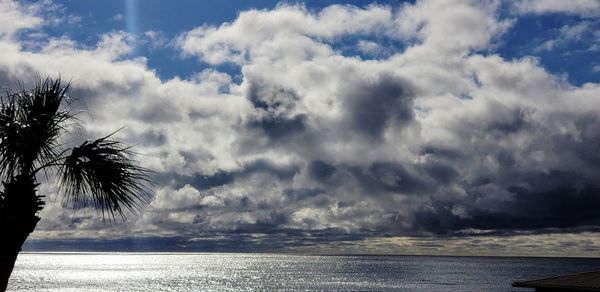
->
xmin=7 ymin=253 xmax=600 ymax=291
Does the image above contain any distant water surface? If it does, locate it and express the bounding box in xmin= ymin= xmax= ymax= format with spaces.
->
xmin=8 ymin=253 xmax=600 ymax=291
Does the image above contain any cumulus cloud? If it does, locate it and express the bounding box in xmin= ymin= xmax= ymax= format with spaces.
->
xmin=2 ymin=0 xmax=600 ymax=254
xmin=173 ymin=0 xmax=600 ymax=241
xmin=179 ymin=4 xmax=396 ymax=64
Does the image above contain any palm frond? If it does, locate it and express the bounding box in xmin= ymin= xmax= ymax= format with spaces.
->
xmin=0 ymin=94 xmax=20 ymax=177
xmin=0 ymin=77 xmax=72 ymax=177
xmin=59 ymin=133 xmax=151 ymax=220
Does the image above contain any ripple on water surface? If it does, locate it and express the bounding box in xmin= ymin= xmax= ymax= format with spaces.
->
xmin=8 ymin=253 xmax=600 ymax=291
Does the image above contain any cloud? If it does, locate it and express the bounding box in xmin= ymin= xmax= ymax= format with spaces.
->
xmin=514 ymin=0 xmax=600 ymax=17
xmin=0 ymin=0 xmax=42 ymax=38
xmin=2 ymin=0 xmax=600 ymax=254
xmin=142 ymin=30 xmax=171 ymax=50
xmin=173 ymin=0 xmax=600 ymax=239
xmin=291 ymin=232 xmax=600 ymax=257
xmin=535 ymin=21 xmax=600 ymax=52
xmin=178 ymin=4 xmax=396 ymax=64
xmin=356 ymin=40 xmax=390 ymax=57
xmin=111 ymin=13 xmax=124 ymax=22
xmin=395 ymin=0 xmax=512 ymax=53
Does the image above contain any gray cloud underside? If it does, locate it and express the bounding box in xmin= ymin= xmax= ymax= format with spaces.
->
xmin=2 ymin=0 xmax=600 ymax=255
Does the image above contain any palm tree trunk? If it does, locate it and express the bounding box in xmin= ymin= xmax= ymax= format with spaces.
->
xmin=0 ymin=175 xmax=43 ymax=291
xmin=0 ymin=251 xmax=21 ymax=292
xmin=0 ymin=216 xmax=39 ymax=291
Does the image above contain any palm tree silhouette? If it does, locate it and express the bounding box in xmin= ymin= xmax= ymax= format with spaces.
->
xmin=0 ymin=77 xmax=150 ymax=291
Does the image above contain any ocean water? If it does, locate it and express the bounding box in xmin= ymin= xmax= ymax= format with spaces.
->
xmin=7 ymin=253 xmax=600 ymax=291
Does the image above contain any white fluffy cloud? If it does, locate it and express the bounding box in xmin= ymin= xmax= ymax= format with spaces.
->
xmin=179 ymin=4 xmax=395 ymax=64
xmin=0 ymin=0 xmax=41 ymax=38
xmin=3 ymin=0 xmax=600 ymax=255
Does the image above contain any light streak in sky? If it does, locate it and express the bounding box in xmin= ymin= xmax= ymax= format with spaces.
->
xmin=125 ymin=0 xmax=139 ymax=54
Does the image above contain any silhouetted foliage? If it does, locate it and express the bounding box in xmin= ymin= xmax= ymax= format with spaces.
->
xmin=0 ymin=77 xmax=150 ymax=290
xmin=60 ymin=135 xmax=150 ymax=219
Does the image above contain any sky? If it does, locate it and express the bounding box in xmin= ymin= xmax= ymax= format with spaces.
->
xmin=2 ymin=0 xmax=600 ymax=256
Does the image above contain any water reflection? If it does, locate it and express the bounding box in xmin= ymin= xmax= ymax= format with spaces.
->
xmin=8 ymin=253 xmax=600 ymax=291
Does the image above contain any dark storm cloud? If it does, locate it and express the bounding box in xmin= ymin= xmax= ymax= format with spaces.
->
xmin=152 ymin=101 xmax=600 ymax=237
xmin=247 ymin=114 xmax=307 ymax=140
xmin=342 ymin=74 xmax=414 ymax=140
xmin=306 ymin=160 xmax=441 ymax=197
xmin=23 ymin=229 xmax=369 ymax=252
xmin=351 ymin=162 xmax=431 ymax=194
xmin=421 ymin=161 xmax=459 ymax=185
xmin=155 ymin=159 xmax=301 ymax=191
xmin=244 ymin=81 xmax=309 ymax=141
xmin=561 ymin=114 xmax=600 ymax=167
xmin=284 ymin=187 xmax=324 ymax=201
xmin=420 ymin=146 xmax=465 ymax=161
xmin=247 ymin=81 xmax=301 ymax=111
xmin=414 ymin=170 xmax=600 ymax=235
xmin=486 ymin=107 xmax=531 ymax=134
xmin=395 ymin=98 xmax=600 ymax=236
xmin=308 ymin=160 xmax=337 ymax=182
